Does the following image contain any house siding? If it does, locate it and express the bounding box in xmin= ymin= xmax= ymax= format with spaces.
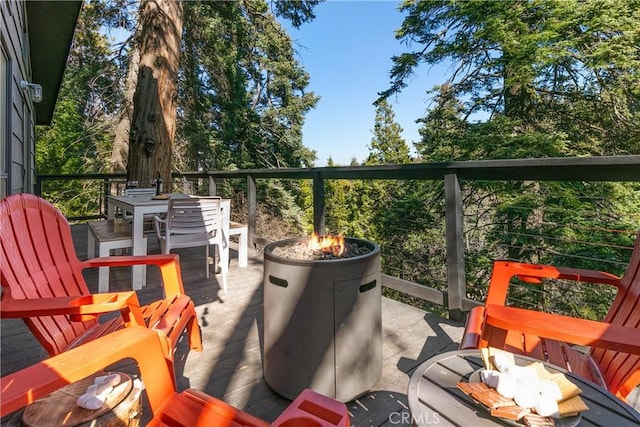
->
xmin=1 ymin=0 xmax=33 ymax=196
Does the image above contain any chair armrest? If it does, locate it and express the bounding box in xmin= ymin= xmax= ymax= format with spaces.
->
xmin=484 ymin=305 xmax=640 ymax=355
xmin=459 ymin=306 xmax=486 ymax=350
xmin=148 ymin=389 xmax=270 ymax=427
xmin=486 ymin=261 xmax=621 ymax=306
xmin=1 ymin=292 xmax=145 ymax=325
xmin=553 ymin=266 xmax=622 ymax=287
xmin=82 ymin=254 xmax=186 ymax=297
xmin=0 ymin=327 xmax=175 ymax=417
xmin=82 ymin=253 xmax=177 ymax=268
xmin=272 ymin=388 xmax=349 ymax=427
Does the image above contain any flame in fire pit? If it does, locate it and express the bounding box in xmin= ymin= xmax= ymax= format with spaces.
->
xmin=308 ymin=233 xmax=345 ymax=256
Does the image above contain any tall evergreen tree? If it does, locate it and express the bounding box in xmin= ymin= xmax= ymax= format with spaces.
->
xmin=326 ymin=100 xmax=412 ymax=239
xmin=179 ymin=1 xmax=319 ymax=172
xmin=378 ymin=0 xmax=640 ymax=316
xmin=380 ymin=0 xmax=640 ymax=156
xmin=127 ymin=0 xmax=183 ymax=187
xmin=36 ymin=1 xmax=119 ymax=216
xmin=365 ymin=99 xmax=411 ymax=165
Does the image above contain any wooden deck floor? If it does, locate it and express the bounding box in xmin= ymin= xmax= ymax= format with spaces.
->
xmin=5 ymin=224 xmax=636 ymax=424
xmin=1 ymin=223 xmax=466 ymax=425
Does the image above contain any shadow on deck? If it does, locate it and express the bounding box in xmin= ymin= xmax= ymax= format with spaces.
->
xmin=0 ymin=224 xmax=469 ymax=425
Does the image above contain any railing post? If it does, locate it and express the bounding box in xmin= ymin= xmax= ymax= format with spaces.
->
xmin=181 ymin=177 xmax=190 ymax=194
xmin=247 ymin=175 xmax=256 ymax=248
xmin=209 ymin=176 xmax=217 ymax=196
xmin=34 ymin=176 xmax=42 ymax=196
xmin=102 ymin=177 xmax=110 ymax=218
xmin=313 ymin=172 xmax=325 ymax=235
xmin=444 ymin=173 xmax=466 ymax=322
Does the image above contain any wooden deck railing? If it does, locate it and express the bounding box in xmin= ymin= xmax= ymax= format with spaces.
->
xmin=35 ymin=155 xmax=640 ymax=321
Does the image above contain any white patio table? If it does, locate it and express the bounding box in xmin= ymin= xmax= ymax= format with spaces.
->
xmin=107 ymin=193 xmax=230 ymax=290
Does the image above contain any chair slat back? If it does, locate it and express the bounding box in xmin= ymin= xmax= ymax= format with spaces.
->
xmin=167 ymin=197 xmax=222 ymax=235
xmin=591 ymin=232 xmax=640 ymax=397
xmin=0 ymin=194 xmax=93 ymax=356
xmin=124 ymin=188 xmax=157 ymax=197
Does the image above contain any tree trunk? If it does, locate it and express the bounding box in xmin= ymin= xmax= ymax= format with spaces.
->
xmin=128 ymin=0 xmax=183 ymax=187
xmin=110 ymin=45 xmax=140 ymax=174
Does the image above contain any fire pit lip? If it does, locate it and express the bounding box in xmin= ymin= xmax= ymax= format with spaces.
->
xmin=263 ymin=236 xmax=380 ymax=265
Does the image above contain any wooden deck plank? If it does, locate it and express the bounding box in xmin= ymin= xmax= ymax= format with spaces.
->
xmin=1 ymin=223 xmax=465 ymax=425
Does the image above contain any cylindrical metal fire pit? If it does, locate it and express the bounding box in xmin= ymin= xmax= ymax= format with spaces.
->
xmin=263 ymin=237 xmax=382 ymax=402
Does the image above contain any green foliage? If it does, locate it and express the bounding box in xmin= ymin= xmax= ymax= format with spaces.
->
xmin=324 ymin=100 xmax=414 ymax=241
xmin=38 ymin=0 xmax=321 ymax=225
xmin=365 ymin=99 xmax=411 ymax=165
xmin=419 ymin=113 xmax=570 ymax=161
xmin=36 ymin=1 xmax=121 ymax=217
xmin=271 ymin=1 xmax=321 ymax=29
xmin=256 ymin=179 xmax=307 ymax=239
xmin=38 ymin=0 xmax=119 ymax=174
xmin=384 ymin=0 xmax=640 ymax=155
xmin=379 ymin=0 xmax=640 ymax=319
xmin=179 ymin=1 xmax=319 ymax=172
xmin=176 ymin=1 xmax=321 ymax=229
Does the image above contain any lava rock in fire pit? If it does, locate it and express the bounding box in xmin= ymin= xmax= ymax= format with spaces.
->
xmin=271 ymin=239 xmax=373 ymax=261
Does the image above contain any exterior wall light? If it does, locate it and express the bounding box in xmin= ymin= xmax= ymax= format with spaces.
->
xmin=20 ymin=80 xmax=43 ymax=103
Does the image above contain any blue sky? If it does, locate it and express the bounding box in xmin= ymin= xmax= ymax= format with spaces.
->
xmin=284 ymin=1 xmax=449 ymax=166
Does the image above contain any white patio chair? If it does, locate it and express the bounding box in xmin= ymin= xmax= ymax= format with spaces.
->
xmin=122 ymin=187 xmax=159 ymax=231
xmin=154 ymin=196 xmax=228 ymax=292
xmin=124 ymin=187 xmax=157 ymax=197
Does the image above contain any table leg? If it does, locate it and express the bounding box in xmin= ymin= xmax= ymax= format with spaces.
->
xmin=130 ymin=212 xmax=147 ymax=290
xmin=107 ymin=203 xmax=115 ymax=220
xmin=219 ymin=202 xmax=230 ymax=293
xmin=220 ymin=229 xmax=229 ymax=293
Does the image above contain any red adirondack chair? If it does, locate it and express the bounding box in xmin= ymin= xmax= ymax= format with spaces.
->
xmin=1 ymin=326 xmax=350 ymax=426
xmin=460 ymin=232 xmax=640 ymax=401
xmin=0 ymin=193 xmax=202 ymax=360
